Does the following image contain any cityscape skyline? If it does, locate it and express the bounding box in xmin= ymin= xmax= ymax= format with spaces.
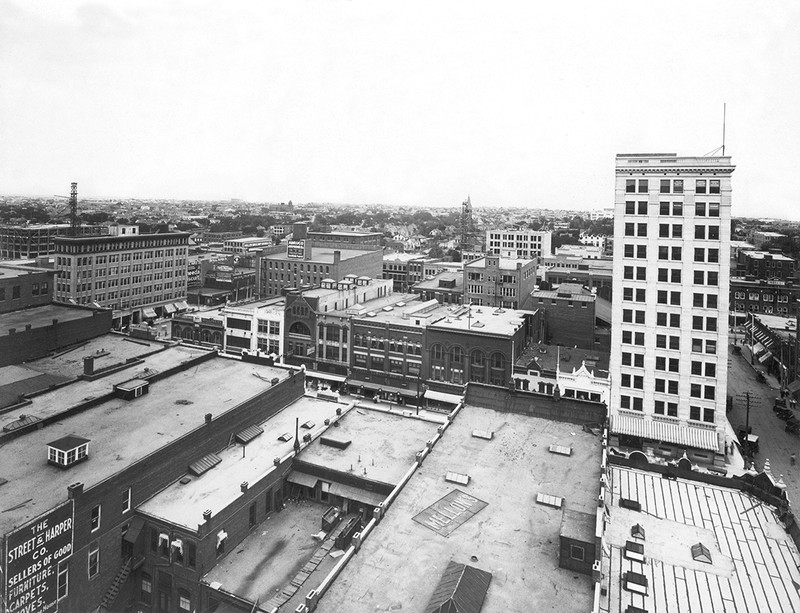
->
xmin=2 ymin=2 xmax=799 ymax=218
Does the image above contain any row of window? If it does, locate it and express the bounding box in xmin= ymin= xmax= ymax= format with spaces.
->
xmin=626 ymin=201 xmax=722 ymax=217
xmin=625 ymin=179 xmax=720 ymax=194
xmin=734 ymin=304 xmax=792 ymax=315
xmin=619 ymin=395 xmax=716 ymax=423
xmin=733 ymin=292 xmax=791 ymax=302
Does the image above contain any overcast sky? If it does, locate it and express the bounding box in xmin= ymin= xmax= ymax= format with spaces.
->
xmin=1 ymin=1 xmax=798 ymax=218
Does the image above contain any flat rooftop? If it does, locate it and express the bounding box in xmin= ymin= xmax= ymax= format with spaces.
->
xmin=413 ymin=272 xmax=463 ymax=291
xmin=600 ymin=465 xmax=800 ymax=613
xmin=517 ymin=343 xmax=610 ymax=374
xmin=297 ymin=406 xmax=440 ymax=485
xmin=329 ymin=293 xmax=422 ymax=322
xmin=466 ymin=257 xmax=533 ymax=270
xmin=0 ymin=353 xmax=290 ymax=535
xmin=1 ymin=303 xmax=101 ymax=332
xmin=427 ymin=305 xmax=529 ymax=336
xmin=139 ymin=396 xmax=344 ymax=530
xmin=264 ymin=247 xmax=377 ymax=263
xmin=744 ymin=250 xmax=795 ymax=261
xmin=316 ymin=405 xmax=602 ymax=613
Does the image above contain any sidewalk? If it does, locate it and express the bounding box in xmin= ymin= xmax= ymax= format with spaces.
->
xmin=739 ymin=343 xmax=781 ymax=391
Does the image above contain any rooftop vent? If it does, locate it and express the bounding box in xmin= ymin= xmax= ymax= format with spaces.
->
xmin=188 ymin=453 xmax=222 ymax=476
xmin=235 ymin=425 xmax=264 ymax=445
xmin=47 ymin=436 xmax=90 ymax=469
xmin=445 ymin=472 xmax=470 ymax=486
xmin=301 ymin=420 xmax=315 ymax=429
xmin=277 ymin=432 xmax=293 ymax=442
xmin=691 ymin=542 xmax=712 ymax=564
xmin=536 ymin=492 xmax=563 ymax=509
xmin=472 ymin=430 xmax=494 ymax=440
xmin=548 ymin=444 xmax=572 ymax=456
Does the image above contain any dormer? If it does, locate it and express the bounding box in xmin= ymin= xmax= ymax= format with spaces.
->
xmin=47 ymin=436 xmax=90 ymax=469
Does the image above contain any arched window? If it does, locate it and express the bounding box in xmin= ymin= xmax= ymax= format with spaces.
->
xmin=212 ymin=332 xmax=222 ymax=345
xmin=471 ymin=349 xmax=485 ymax=366
xmin=450 ymin=346 xmax=463 ymax=364
xmin=182 ymin=328 xmax=192 ymax=340
xmin=431 ymin=344 xmax=444 ymax=361
xmin=202 ymin=330 xmax=211 ymax=342
xmin=289 ymin=321 xmax=311 ymax=336
xmin=491 ymin=352 xmax=505 ymax=369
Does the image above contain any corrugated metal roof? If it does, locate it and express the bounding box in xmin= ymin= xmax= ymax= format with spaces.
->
xmin=424 ymin=561 xmax=492 ymax=613
xmin=188 ymin=453 xmax=222 ymax=476
xmin=235 ymin=425 xmax=264 ymax=445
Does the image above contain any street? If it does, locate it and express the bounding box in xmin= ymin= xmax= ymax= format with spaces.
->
xmin=727 ymin=341 xmax=799 ymax=504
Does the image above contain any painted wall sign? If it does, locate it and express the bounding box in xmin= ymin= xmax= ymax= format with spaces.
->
xmin=287 ymin=240 xmax=306 ymax=259
xmin=4 ymin=500 xmax=74 ymax=613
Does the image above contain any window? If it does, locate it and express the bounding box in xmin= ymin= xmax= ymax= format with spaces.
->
xmin=179 ymin=590 xmax=191 ymax=613
xmin=690 ymin=406 xmax=702 ymax=421
xmin=704 ymin=408 xmax=715 ymax=423
xmin=634 ymin=332 xmax=644 ymax=346
xmin=669 ymin=358 xmax=679 ymax=372
xmin=638 ymin=179 xmax=648 ymax=193
xmin=57 ymin=562 xmax=69 ymax=600
xmin=694 ymin=248 xmax=705 ymax=262
xmin=672 ymin=202 xmax=683 ymax=215
xmin=625 ymin=201 xmax=636 ymax=214
xmin=637 ymin=223 xmax=647 ymax=237
xmin=88 ymin=542 xmax=99 ymax=579
xmin=91 ymin=505 xmax=101 ymax=532
xmin=626 ymin=179 xmax=636 ymax=193
xmin=660 ymin=179 xmax=671 ymax=194
xmin=696 ymin=179 xmax=707 ymax=194
xmin=637 ymin=245 xmax=647 ymax=258
xmin=637 ymin=201 xmax=647 ymax=214
xmin=670 ymin=291 xmax=681 ymax=306
xmin=570 ymin=544 xmax=585 ymax=561
xmin=635 ymin=311 xmax=645 ymax=324
xmin=672 ymin=224 xmax=682 ymax=238
xmin=625 ymin=223 xmax=634 ymax=236
xmin=704 ymin=386 xmax=715 ymax=400
xmin=249 ymin=501 xmax=257 ymax=528
xmin=695 ymin=225 xmax=706 ymax=239
xmin=634 ymin=354 xmax=644 ymax=367
xmin=660 ymin=202 xmax=670 ymax=215
xmin=659 ymin=224 xmax=669 ymax=238
xmin=709 ymin=179 xmax=720 ymax=194
xmin=691 ymin=384 xmax=702 ymax=398
xmin=671 ymin=247 xmax=681 ymax=260
xmin=623 ymin=287 xmax=633 ymax=301
xmin=658 ymin=246 xmax=669 ymax=260
xmin=624 ymin=266 xmax=633 ymax=280
xmin=657 ymin=313 xmax=667 ymax=326
xmin=706 ymin=340 xmax=717 ymax=354
xmin=692 ymin=361 xmax=702 ymax=375
xmin=670 ymin=314 xmax=680 ymax=328
xmin=636 ymin=289 xmax=646 ymax=302
xmin=622 ymin=352 xmax=632 ymax=366
xmin=656 ymin=357 xmax=666 ymax=370
xmin=708 ymin=226 xmax=719 ymax=239
xmin=709 ymin=203 xmax=719 ymax=217
xmin=187 ymin=540 xmax=196 ymax=568
xmin=141 ymin=573 xmax=152 ymax=605
xmin=656 ymin=334 xmax=666 ymax=348
xmin=123 ymin=487 xmax=131 ymax=514
xmin=671 ymin=269 xmax=681 ymax=283
xmin=636 ymin=267 xmax=646 ymax=281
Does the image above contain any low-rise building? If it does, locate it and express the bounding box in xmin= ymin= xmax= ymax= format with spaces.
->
xmin=0 ymin=260 xmax=55 ymax=314
xmin=222 ymin=297 xmax=285 ymax=357
xmin=730 ymin=277 xmax=800 ymax=318
xmin=737 ymin=249 xmax=796 ymax=280
xmin=222 ymin=235 xmax=274 ymax=254
xmin=382 ymin=252 xmax=426 ymax=291
xmin=530 ymin=282 xmax=597 ymax=349
xmin=463 ymin=254 xmax=536 ymax=309
xmin=751 ymin=229 xmax=787 ymax=249
xmin=410 ymin=271 xmax=463 ymax=305
xmin=513 ymin=343 xmax=610 ymax=403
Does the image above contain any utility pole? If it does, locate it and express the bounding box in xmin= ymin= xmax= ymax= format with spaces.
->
xmin=735 ymin=391 xmax=761 ymax=462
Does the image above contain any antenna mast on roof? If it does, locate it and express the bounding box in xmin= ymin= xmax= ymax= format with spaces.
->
xmin=722 ymin=102 xmax=727 ymax=157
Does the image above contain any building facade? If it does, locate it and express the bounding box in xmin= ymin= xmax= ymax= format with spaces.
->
xmin=486 ymin=229 xmax=552 ymax=259
xmin=531 ymin=283 xmax=597 ymax=349
xmin=0 ymin=261 xmax=55 ymax=314
xmin=731 ymin=277 xmax=800 ymax=318
xmin=222 ymin=298 xmax=285 ymax=357
xmin=609 ymin=153 xmax=733 ymax=457
xmin=53 ymin=230 xmax=190 ymax=327
xmin=736 ymin=250 xmax=796 ymax=281
xmin=463 ymin=255 xmax=536 ymax=310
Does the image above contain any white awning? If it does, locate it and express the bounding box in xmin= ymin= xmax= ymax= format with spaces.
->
xmin=611 ymin=414 xmax=719 ymax=452
xmin=143 ymin=307 xmax=157 ymax=318
xmin=286 ymin=471 xmax=318 ymax=488
xmin=306 ymin=370 xmax=347 ymax=383
xmin=424 ymin=389 xmax=464 ymax=405
xmin=327 ymin=481 xmax=385 ymax=507
xmin=163 ymin=303 xmax=177 ymax=314
xmin=759 ymin=351 xmax=773 ymax=364
xmin=174 ymin=300 xmax=190 ymax=311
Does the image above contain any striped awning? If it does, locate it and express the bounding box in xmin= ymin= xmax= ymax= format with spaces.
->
xmin=163 ymin=303 xmax=177 ymax=314
xmin=758 ymin=351 xmax=773 ymax=364
xmin=612 ymin=415 xmax=719 ymax=452
xmin=143 ymin=307 xmax=157 ymax=318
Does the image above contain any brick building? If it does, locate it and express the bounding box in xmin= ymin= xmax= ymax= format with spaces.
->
xmin=736 ymin=250 xmax=796 ymax=280
xmin=463 ymin=255 xmax=536 ymax=309
xmin=531 ymin=283 xmax=597 ymax=349
xmin=0 ymin=223 xmax=106 ymax=259
xmin=0 ymin=260 xmax=55 ymax=314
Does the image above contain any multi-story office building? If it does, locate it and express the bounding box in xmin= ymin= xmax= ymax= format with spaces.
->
xmin=223 ymin=236 xmax=274 ymax=254
xmin=0 ymin=223 xmax=106 ymax=259
xmin=486 ymin=229 xmax=552 ymax=259
xmin=53 ymin=226 xmax=190 ymax=327
xmin=730 ymin=277 xmax=800 ymax=318
xmin=463 ymin=255 xmax=536 ymax=309
xmin=609 ymin=153 xmax=733 ymax=459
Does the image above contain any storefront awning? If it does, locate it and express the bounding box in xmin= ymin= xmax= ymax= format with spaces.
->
xmin=752 ymin=342 xmax=766 ymax=355
xmin=286 ymin=471 xmax=318 ymax=488
xmin=611 ymin=414 xmax=719 ymax=452
xmin=353 ymin=380 xmax=418 ymax=397
xmin=163 ymin=303 xmax=177 ymax=314
xmin=758 ymin=351 xmax=773 ymax=364
xmin=327 ymin=481 xmax=386 ymax=507
xmin=143 ymin=308 xmax=157 ymax=319
xmin=306 ymin=370 xmax=347 ymax=383
xmin=174 ymin=300 xmax=190 ymax=311
xmin=424 ymin=389 xmax=464 ymax=405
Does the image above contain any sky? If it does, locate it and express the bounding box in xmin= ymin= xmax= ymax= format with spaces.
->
xmin=1 ymin=1 xmax=799 ymax=218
